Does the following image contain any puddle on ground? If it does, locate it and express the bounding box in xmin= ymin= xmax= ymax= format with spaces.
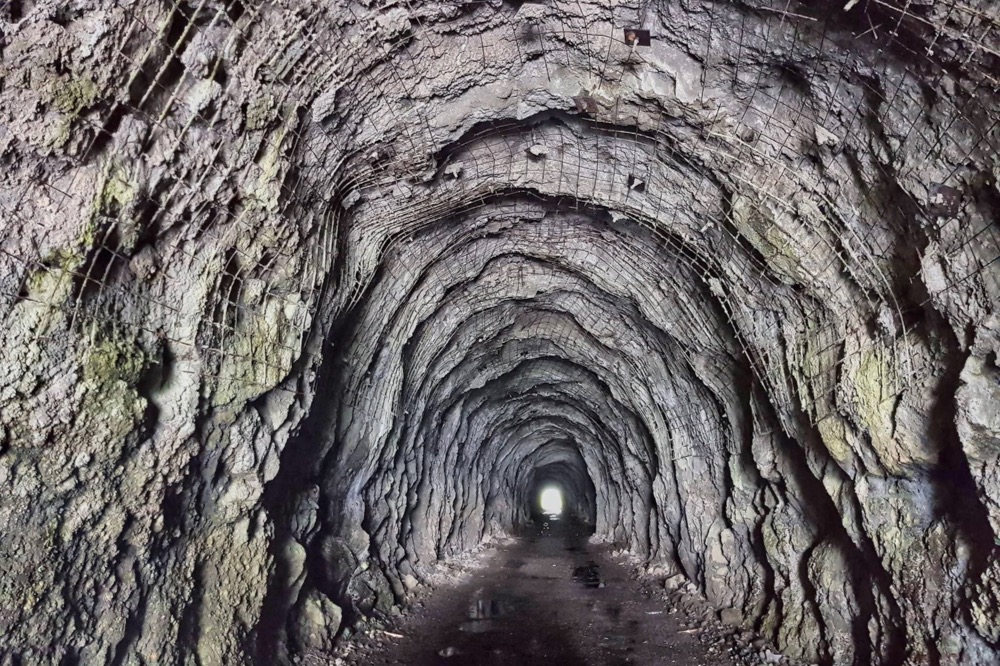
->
xmin=459 ymin=619 xmax=498 ymax=634
xmin=459 ymin=595 xmax=523 ymax=633
xmin=572 ymin=562 xmax=604 ymax=588
xmin=469 ymin=595 xmax=521 ymax=619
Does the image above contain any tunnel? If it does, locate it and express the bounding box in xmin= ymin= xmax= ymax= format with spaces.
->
xmin=1 ymin=0 xmax=999 ymax=664
xmin=522 ymin=449 xmax=596 ymax=526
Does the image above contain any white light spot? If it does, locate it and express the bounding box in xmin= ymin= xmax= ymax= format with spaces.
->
xmin=539 ymin=487 xmax=563 ymax=517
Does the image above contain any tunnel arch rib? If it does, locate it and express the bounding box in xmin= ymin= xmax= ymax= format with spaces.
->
xmin=1 ymin=1 xmax=999 ymax=665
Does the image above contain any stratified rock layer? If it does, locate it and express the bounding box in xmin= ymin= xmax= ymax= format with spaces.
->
xmin=1 ymin=1 xmax=998 ymax=664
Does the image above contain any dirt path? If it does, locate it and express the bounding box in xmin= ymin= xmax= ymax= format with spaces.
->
xmin=335 ymin=519 xmax=789 ymax=666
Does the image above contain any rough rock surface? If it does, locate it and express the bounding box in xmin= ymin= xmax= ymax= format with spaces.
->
xmin=0 ymin=0 xmax=999 ymax=664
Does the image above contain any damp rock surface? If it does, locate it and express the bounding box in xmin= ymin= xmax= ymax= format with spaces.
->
xmin=334 ymin=520 xmax=797 ymax=666
xmin=0 ymin=1 xmax=999 ymax=665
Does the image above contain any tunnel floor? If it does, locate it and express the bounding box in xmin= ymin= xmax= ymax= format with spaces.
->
xmin=333 ymin=520 xmax=780 ymax=665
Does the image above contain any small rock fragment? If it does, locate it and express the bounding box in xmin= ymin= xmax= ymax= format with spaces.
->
xmin=718 ymin=607 xmax=741 ymax=626
xmin=763 ymin=648 xmax=783 ymax=663
xmin=814 ymin=124 xmax=840 ymax=148
xmin=342 ymin=189 xmax=362 ymax=209
xmin=663 ymin=574 xmax=686 ymax=591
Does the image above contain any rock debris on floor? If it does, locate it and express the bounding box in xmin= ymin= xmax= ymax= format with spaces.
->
xmin=330 ymin=520 xmax=806 ymax=666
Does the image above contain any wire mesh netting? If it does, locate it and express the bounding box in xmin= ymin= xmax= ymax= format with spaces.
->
xmin=1 ymin=0 xmax=998 ymax=449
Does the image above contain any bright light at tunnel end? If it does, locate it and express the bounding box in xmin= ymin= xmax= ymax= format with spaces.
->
xmin=539 ymin=487 xmax=564 ymax=517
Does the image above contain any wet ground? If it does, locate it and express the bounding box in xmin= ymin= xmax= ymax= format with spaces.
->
xmin=333 ymin=517 xmax=790 ymax=666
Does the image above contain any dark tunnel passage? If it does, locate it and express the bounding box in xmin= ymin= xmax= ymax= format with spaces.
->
xmin=2 ymin=1 xmax=1000 ymax=665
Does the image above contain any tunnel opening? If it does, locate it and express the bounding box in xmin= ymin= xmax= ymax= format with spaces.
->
xmin=517 ymin=445 xmax=598 ymax=536
xmin=538 ymin=486 xmax=563 ymax=518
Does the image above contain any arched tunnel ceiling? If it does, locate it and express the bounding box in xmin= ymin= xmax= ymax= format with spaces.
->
xmin=1 ymin=1 xmax=1000 ymax=664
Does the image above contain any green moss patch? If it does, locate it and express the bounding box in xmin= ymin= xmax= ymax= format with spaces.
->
xmin=82 ymin=328 xmax=148 ymax=389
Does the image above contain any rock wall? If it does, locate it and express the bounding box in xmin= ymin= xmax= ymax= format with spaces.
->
xmin=1 ymin=1 xmax=998 ymax=664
